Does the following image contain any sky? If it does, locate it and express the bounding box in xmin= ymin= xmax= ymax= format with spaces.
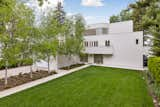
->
xmin=25 ymin=0 xmax=137 ymax=24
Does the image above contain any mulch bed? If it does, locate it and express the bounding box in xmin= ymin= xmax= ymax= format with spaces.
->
xmin=0 ymin=70 xmax=57 ymax=91
xmin=60 ymin=64 xmax=85 ymax=70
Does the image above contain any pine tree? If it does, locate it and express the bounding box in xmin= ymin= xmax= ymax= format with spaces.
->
xmin=142 ymin=0 xmax=160 ymax=56
xmin=53 ymin=2 xmax=66 ymax=24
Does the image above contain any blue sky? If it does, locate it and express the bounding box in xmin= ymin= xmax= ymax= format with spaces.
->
xmin=64 ymin=0 xmax=136 ymax=24
xmin=26 ymin=0 xmax=136 ymax=24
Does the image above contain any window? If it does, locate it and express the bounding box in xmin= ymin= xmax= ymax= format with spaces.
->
xmin=105 ymin=40 xmax=110 ymax=46
xmin=136 ymin=39 xmax=139 ymax=45
xmin=102 ymin=28 xmax=108 ymax=34
xmin=85 ymin=41 xmax=98 ymax=47
xmin=84 ymin=41 xmax=88 ymax=47
xmin=94 ymin=41 xmax=96 ymax=47
xmin=89 ymin=42 xmax=92 ymax=47
xmin=96 ymin=41 xmax=98 ymax=47
xmin=108 ymin=40 xmax=110 ymax=46
xmin=84 ymin=29 xmax=96 ymax=36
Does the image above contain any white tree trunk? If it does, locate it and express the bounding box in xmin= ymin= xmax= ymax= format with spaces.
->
xmin=30 ymin=65 xmax=33 ymax=78
xmin=48 ymin=56 xmax=50 ymax=73
xmin=5 ymin=61 xmax=8 ymax=86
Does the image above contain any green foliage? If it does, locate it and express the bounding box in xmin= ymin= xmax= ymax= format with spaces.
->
xmin=0 ymin=0 xmax=85 ymax=74
xmin=37 ymin=0 xmax=48 ymax=6
xmin=0 ymin=58 xmax=32 ymax=70
xmin=0 ymin=1 xmax=36 ymax=70
xmin=148 ymin=57 xmax=160 ymax=83
xmin=63 ymin=14 xmax=85 ymax=56
xmin=142 ymin=0 xmax=160 ymax=56
xmin=109 ymin=15 xmax=120 ymax=23
xmin=109 ymin=9 xmax=132 ymax=23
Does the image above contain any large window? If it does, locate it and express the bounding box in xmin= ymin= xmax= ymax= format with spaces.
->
xmin=84 ymin=29 xmax=96 ymax=36
xmin=85 ymin=28 xmax=108 ymax=36
xmin=85 ymin=41 xmax=98 ymax=47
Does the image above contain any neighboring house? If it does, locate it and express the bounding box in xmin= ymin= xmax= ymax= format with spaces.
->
xmin=80 ymin=20 xmax=147 ymax=70
xmin=37 ymin=20 xmax=149 ymax=71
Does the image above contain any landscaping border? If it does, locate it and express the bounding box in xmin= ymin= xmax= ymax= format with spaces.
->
xmin=0 ymin=64 xmax=90 ymax=98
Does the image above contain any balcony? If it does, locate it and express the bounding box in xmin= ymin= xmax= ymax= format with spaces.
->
xmin=84 ymin=46 xmax=113 ymax=55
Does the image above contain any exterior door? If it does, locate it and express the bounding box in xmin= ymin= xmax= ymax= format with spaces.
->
xmin=94 ymin=54 xmax=103 ymax=64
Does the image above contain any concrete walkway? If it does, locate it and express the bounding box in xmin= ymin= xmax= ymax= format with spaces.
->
xmin=0 ymin=64 xmax=90 ymax=98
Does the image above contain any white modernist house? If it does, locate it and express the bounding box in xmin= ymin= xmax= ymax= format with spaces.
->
xmin=80 ymin=20 xmax=146 ymax=70
xmin=37 ymin=20 xmax=147 ymax=71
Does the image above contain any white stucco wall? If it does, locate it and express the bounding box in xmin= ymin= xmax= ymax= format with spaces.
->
xmin=0 ymin=66 xmax=31 ymax=79
xmin=84 ymin=31 xmax=144 ymax=70
xmin=57 ymin=55 xmax=80 ymax=68
xmin=109 ymin=21 xmax=133 ymax=34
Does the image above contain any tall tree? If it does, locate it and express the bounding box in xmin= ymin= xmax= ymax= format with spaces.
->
xmin=53 ymin=2 xmax=65 ymax=24
xmin=39 ymin=10 xmax=59 ymax=73
xmin=0 ymin=0 xmax=19 ymax=86
xmin=142 ymin=0 xmax=160 ymax=56
xmin=15 ymin=3 xmax=42 ymax=78
xmin=61 ymin=14 xmax=85 ymax=69
xmin=74 ymin=14 xmax=85 ymax=55
xmin=129 ymin=0 xmax=151 ymax=31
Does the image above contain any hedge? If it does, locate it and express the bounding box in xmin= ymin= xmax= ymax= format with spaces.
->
xmin=148 ymin=57 xmax=160 ymax=83
xmin=0 ymin=58 xmax=33 ymax=70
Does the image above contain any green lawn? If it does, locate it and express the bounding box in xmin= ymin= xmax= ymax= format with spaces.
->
xmin=0 ymin=66 xmax=154 ymax=107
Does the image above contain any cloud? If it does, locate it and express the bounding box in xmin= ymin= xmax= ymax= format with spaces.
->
xmin=24 ymin=0 xmax=64 ymax=25
xmin=81 ymin=0 xmax=104 ymax=7
xmin=25 ymin=0 xmax=64 ymax=12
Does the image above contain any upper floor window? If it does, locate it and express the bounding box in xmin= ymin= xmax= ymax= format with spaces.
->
xmin=95 ymin=41 xmax=98 ymax=47
xmin=105 ymin=40 xmax=110 ymax=46
xmin=84 ymin=41 xmax=88 ymax=47
xmin=84 ymin=29 xmax=96 ymax=36
xmin=102 ymin=28 xmax=108 ymax=34
xmin=85 ymin=28 xmax=108 ymax=36
xmin=136 ymin=39 xmax=139 ymax=45
xmin=84 ymin=41 xmax=98 ymax=47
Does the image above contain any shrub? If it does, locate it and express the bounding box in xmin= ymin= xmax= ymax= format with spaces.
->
xmin=19 ymin=58 xmax=33 ymax=66
xmin=0 ymin=58 xmax=33 ymax=70
xmin=148 ymin=57 xmax=160 ymax=83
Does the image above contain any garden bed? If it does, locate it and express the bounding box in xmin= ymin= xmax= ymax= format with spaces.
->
xmin=60 ymin=64 xmax=85 ymax=70
xmin=0 ymin=70 xmax=57 ymax=91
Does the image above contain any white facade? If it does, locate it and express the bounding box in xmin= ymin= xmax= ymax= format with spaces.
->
xmin=37 ymin=20 xmax=147 ymax=71
xmin=82 ymin=21 xmax=145 ymax=70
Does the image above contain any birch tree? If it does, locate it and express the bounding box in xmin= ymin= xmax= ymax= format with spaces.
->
xmin=0 ymin=0 xmax=19 ymax=86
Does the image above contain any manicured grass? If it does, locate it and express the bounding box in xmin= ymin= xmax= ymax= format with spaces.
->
xmin=0 ymin=66 xmax=153 ymax=107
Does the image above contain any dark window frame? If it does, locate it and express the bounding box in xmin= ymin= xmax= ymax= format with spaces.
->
xmin=105 ymin=40 xmax=110 ymax=46
xmin=136 ymin=39 xmax=139 ymax=45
